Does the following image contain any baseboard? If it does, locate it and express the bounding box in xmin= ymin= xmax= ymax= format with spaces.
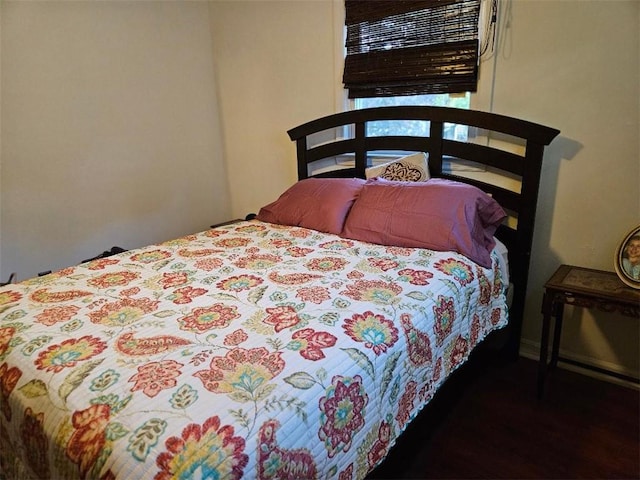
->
xmin=520 ymin=339 xmax=640 ymax=390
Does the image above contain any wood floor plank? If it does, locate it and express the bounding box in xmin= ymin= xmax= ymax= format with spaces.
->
xmin=367 ymin=356 xmax=640 ymax=479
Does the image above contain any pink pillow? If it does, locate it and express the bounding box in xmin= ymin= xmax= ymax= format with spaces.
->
xmin=342 ymin=178 xmax=506 ymax=267
xmin=257 ymin=178 xmax=366 ymax=234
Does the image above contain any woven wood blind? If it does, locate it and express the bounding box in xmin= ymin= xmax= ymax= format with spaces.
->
xmin=343 ymin=0 xmax=481 ymax=98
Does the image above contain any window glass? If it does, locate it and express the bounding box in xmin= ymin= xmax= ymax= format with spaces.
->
xmin=355 ymin=93 xmax=470 ymax=141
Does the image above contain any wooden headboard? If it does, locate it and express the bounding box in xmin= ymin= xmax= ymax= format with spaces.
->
xmin=287 ymin=106 xmax=559 ymax=358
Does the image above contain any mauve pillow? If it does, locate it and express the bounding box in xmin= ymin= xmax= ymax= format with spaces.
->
xmin=342 ymin=178 xmax=506 ymax=267
xmin=257 ymin=177 xmax=366 ymax=234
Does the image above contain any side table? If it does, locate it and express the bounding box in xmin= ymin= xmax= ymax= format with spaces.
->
xmin=537 ymin=264 xmax=640 ymax=398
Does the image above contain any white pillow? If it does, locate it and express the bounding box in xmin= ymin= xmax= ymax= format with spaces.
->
xmin=365 ymin=152 xmax=430 ymax=182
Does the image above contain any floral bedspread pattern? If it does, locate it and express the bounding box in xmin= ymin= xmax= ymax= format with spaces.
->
xmin=0 ymin=221 xmax=508 ymax=479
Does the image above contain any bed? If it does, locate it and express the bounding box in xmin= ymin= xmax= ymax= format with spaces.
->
xmin=0 ymin=106 xmax=558 ymax=479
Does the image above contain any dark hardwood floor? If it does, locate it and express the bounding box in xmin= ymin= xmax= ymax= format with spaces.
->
xmin=367 ymin=355 xmax=640 ymax=480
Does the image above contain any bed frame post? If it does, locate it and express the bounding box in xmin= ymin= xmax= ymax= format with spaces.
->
xmin=506 ymin=141 xmax=546 ymax=358
xmin=296 ymin=137 xmax=308 ymax=179
xmin=429 ymin=121 xmax=444 ymax=176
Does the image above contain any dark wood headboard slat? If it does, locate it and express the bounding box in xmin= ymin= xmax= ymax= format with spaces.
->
xmin=305 ymin=139 xmax=358 ymax=163
xmin=365 ymin=136 xmax=435 ymax=154
xmin=443 ymin=141 xmax=524 ymax=176
xmin=288 ymin=106 xmax=559 ymax=146
xmin=287 ymin=106 xmax=559 ymax=359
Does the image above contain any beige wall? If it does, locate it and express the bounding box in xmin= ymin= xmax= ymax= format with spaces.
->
xmin=209 ymin=0 xmax=338 ymax=217
xmin=0 ymin=1 xmax=231 ymax=279
xmin=492 ymin=0 xmax=639 ymax=377
xmin=210 ymin=0 xmax=639 ymax=378
xmin=0 ymin=0 xmax=637 ymax=377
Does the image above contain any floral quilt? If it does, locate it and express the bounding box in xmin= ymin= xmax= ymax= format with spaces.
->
xmin=0 ymin=220 xmax=508 ymax=479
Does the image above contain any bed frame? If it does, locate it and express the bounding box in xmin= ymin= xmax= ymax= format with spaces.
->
xmin=287 ymin=106 xmax=559 ymax=358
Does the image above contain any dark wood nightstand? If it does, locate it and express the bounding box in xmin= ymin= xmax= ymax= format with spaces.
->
xmin=537 ymin=264 xmax=640 ymax=398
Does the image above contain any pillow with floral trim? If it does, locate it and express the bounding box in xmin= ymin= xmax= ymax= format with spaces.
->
xmin=365 ymin=152 xmax=430 ymax=182
xmin=257 ymin=177 xmax=365 ymax=234
xmin=342 ymin=178 xmax=506 ymax=268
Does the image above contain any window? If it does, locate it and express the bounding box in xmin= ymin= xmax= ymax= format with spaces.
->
xmin=355 ymin=93 xmax=471 ymax=141
xmin=342 ymin=0 xmax=485 ymax=142
xmin=343 ymin=0 xmax=482 ymax=99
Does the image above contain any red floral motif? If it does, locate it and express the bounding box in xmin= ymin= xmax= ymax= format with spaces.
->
xmin=367 ymin=258 xmax=399 ymax=271
xmin=129 ymin=360 xmax=183 ymax=398
xmin=194 ymin=347 xmax=284 ymax=396
xmin=433 ymin=358 xmax=443 ymax=383
xmin=286 ymin=246 xmax=314 ymax=257
xmin=269 ymin=238 xmax=293 ymax=248
xmin=433 ymin=295 xmax=456 ymax=347
xmin=29 ymin=288 xmax=92 ymax=303
xmin=0 ymin=326 xmax=16 ymax=357
xmin=20 ymin=407 xmax=49 ymax=479
xmin=179 ymin=304 xmax=241 ymax=332
xmin=0 ymin=362 xmax=22 ymax=421
xmin=214 ymin=237 xmax=251 ymax=248
xmin=449 ymin=335 xmax=469 ymax=370
xmin=120 ymin=287 xmax=140 ymax=297
xmin=203 ymin=229 xmax=224 ymax=238
xmin=305 ymin=256 xmax=348 ymax=272
xmin=341 ymin=279 xmax=402 ymax=305
xmin=288 ymin=228 xmax=311 ymax=238
xmin=400 ymin=313 xmax=432 ymax=366
xmin=235 ymin=224 xmax=267 ymax=234
xmin=223 ymin=329 xmax=248 ymax=346
xmin=35 ymin=336 xmax=107 ymax=373
xmin=217 ymin=275 xmax=263 ymax=292
xmin=395 ymin=380 xmax=417 ymax=429
xmin=234 ymin=253 xmax=282 ymax=269
xmin=291 ymin=328 xmax=337 ymax=361
xmin=194 ymin=257 xmax=224 ymax=271
xmin=169 ymin=286 xmax=207 ymax=304
xmin=470 ymin=313 xmax=481 ymax=346
xmin=267 ymin=271 xmax=322 ymax=285
xmin=177 ymin=248 xmax=222 ymax=257
xmin=434 ymin=258 xmax=474 ymax=286
xmin=346 ymin=270 xmax=365 ymax=279
xmin=477 ymin=268 xmax=491 ymax=305
xmin=296 ymin=286 xmax=331 ymax=304
xmin=88 ymin=297 xmax=160 ymax=326
xmin=339 ymin=463 xmax=354 ymax=480
xmin=397 ymin=268 xmax=433 ymax=286
xmin=159 ymin=272 xmax=189 ymax=289
xmin=384 ymin=245 xmax=414 ymax=256
xmin=491 ymin=308 xmax=503 ymax=326
xmin=87 ymin=271 xmax=140 ymax=289
xmin=66 ymin=404 xmax=111 ymax=479
xmin=492 ymin=264 xmax=504 ymax=296
xmin=155 ymin=416 xmax=248 ymax=480
xmin=53 ymin=267 xmax=76 ymax=278
xmin=130 ymin=249 xmax=172 ymax=264
xmin=367 ymin=421 xmax=391 ymax=470
xmin=86 ymin=258 xmax=119 ymax=270
xmin=34 ymin=305 xmax=80 ymax=326
xmin=264 ymin=306 xmax=300 ymax=332
xmin=115 ymin=332 xmax=191 ymax=357
xmin=257 ymin=419 xmax=317 ymax=480
xmin=319 ymin=239 xmax=354 ymax=250
xmin=318 ymin=375 xmax=368 ymax=458
xmin=343 ymin=311 xmax=398 ymax=355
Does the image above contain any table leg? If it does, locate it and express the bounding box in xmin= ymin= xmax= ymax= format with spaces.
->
xmin=550 ymin=303 xmax=564 ymax=370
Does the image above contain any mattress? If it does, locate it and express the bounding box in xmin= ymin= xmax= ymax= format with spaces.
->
xmin=0 ymin=220 xmax=508 ymax=479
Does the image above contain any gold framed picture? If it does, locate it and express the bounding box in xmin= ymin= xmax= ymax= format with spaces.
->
xmin=614 ymin=224 xmax=640 ymax=289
